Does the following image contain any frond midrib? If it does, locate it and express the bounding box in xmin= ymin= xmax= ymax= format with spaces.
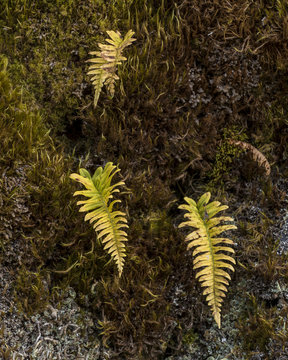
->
xmin=202 ymin=217 xmax=217 ymax=314
xmin=93 ymin=179 xmax=124 ymax=274
xmin=100 ymin=194 xmax=122 ymax=262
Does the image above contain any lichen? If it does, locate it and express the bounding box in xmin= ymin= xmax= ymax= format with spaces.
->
xmin=0 ymin=0 xmax=288 ymax=358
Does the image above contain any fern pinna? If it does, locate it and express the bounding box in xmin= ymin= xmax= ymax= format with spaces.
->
xmin=178 ymin=192 xmax=236 ymax=328
xmin=87 ymin=29 xmax=136 ymax=107
xmin=70 ymin=163 xmax=128 ymax=277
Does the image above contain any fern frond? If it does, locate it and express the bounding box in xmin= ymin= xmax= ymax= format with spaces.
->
xmin=70 ymin=162 xmax=128 ymax=277
xmin=178 ymin=192 xmax=237 ymax=328
xmin=87 ymin=30 xmax=136 ymax=107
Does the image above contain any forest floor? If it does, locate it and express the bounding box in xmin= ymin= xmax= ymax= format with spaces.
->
xmin=0 ymin=0 xmax=288 ymax=359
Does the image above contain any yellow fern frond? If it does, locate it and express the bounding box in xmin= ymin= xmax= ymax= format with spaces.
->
xmin=87 ymin=30 xmax=136 ymax=107
xmin=70 ymin=162 xmax=128 ymax=277
xmin=178 ymin=192 xmax=237 ymax=328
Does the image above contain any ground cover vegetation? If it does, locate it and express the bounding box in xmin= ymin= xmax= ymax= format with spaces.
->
xmin=0 ymin=0 xmax=288 ymax=358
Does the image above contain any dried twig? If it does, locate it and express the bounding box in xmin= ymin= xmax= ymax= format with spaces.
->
xmin=228 ymin=139 xmax=271 ymax=176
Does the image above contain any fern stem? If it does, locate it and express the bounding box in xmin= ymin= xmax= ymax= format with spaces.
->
xmin=203 ymin=218 xmax=219 ymax=326
xmin=100 ymin=196 xmax=124 ymax=276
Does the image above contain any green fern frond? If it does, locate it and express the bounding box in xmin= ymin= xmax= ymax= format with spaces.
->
xmin=178 ymin=192 xmax=237 ymax=328
xmin=70 ymin=162 xmax=128 ymax=277
xmin=87 ymin=30 xmax=136 ymax=107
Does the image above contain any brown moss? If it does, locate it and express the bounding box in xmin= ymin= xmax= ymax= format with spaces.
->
xmin=238 ymin=294 xmax=288 ymax=357
xmin=1 ymin=0 xmax=288 ymax=358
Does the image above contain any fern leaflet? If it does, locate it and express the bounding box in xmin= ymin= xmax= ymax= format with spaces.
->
xmin=70 ymin=162 xmax=128 ymax=277
xmin=87 ymin=29 xmax=136 ymax=107
xmin=178 ymin=192 xmax=236 ymax=328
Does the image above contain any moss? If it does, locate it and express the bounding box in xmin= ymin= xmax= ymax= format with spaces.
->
xmin=208 ymin=126 xmax=247 ymax=188
xmin=0 ymin=345 xmax=14 ymax=360
xmin=0 ymin=0 xmax=189 ymax=141
xmin=14 ymin=266 xmax=50 ymax=315
xmin=0 ymin=0 xmax=288 ymax=358
xmin=237 ymin=210 xmax=287 ymax=284
xmin=0 ymin=56 xmax=49 ymax=162
xmin=182 ymin=328 xmax=198 ymax=345
xmin=238 ymin=293 xmax=288 ymax=357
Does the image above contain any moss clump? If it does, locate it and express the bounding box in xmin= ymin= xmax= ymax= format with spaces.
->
xmin=0 ymin=56 xmax=49 ymax=163
xmin=182 ymin=328 xmax=198 ymax=345
xmin=208 ymin=127 xmax=247 ymax=187
xmin=14 ymin=266 xmax=50 ymax=315
xmin=1 ymin=0 xmax=288 ymax=358
xmin=238 ymin=293 xmax=288 ymax=357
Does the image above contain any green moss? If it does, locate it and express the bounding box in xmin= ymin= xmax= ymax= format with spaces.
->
xmin=1 ymin=0 xmax=288 ymax=357
xmin=238 ymin=294 xmax=288 ymax=357
xmin=0 ymin=56 xmax=88 ymax=315
xmin=182 ymin=328 xmax=198 ymax=345
xmin=14 ymin=266 xmax=50 ymax=315
xmin=208 ymin=126 xmax=247 ymax=187
xmin=0 ymin=56 xmax=49 ymax=162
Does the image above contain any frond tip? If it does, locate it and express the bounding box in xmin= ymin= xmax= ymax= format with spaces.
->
xmin=178 ymin=192 xmax=237 ymax=328
xmin=70 ymin=162 xmax=128 ymax=277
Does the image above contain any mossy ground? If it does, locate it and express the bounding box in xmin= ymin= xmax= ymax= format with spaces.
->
xmin=0 ymin=0 xmax=288 ymax=358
